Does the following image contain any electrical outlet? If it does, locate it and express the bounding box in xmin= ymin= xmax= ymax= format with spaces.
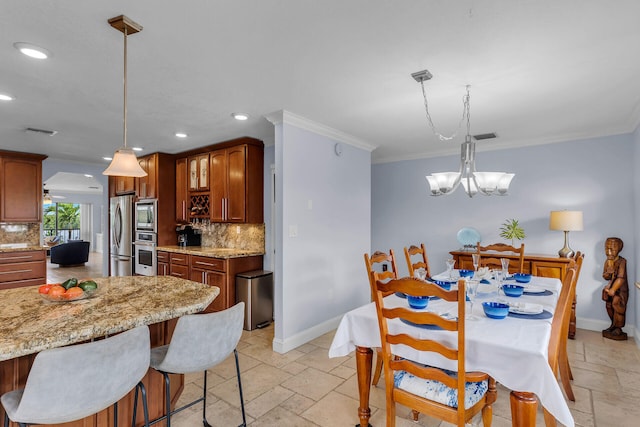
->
xmin=289 ymin=225 xmax=298 ymax=238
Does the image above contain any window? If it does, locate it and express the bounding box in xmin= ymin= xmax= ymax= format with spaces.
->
xmin=43 ymin=202 xmax=80 ymax=242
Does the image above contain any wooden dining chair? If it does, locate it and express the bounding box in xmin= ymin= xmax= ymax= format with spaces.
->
xmin=476 ymin=242 xmax=525 ymax=273
xmin=558 ymin=251 xmax=584 ymax=402
xmin=372 ymin=276 xmax=497 ymax=427
xmin=543 ymin=264 xmax=577 ymax=427
xmin=404 ymin=243 xmax=431 ymax=279
xmin=364 ymin=250 xmax=398 ymax=387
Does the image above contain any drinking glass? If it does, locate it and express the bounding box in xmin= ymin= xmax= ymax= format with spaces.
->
xmin=466 ymin=279 xmax=479 ymax=319
xmin=494 ymin=270 xmax=504 ymax=294
xmin=446 ymin=259 xmax=456 ymax=279
xmin=471 ymin=254 xmax=480 ymax=274
xmin=414 ymin=267 xmax=427 ymax=281
xmin=500 ymin=258 xmax=510 ymax=276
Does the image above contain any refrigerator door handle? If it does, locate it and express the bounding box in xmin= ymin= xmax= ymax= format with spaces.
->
xmin=113 ymin=202 xmax=122 ymax=250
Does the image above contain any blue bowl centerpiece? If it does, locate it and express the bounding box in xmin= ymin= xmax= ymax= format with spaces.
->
xmin=407 ymin=295 xmax=429 ymax=309
xmin=482 ymin=302 xmax=510 ymax=319
xmin=432 ymin=279 xmax=452 ymax=291
xmin=502 ymin=284 xmax=524 ymax=297
xmin=458 ymin=269 xmax=474 ymax=278
xmin=513 ymin=273 xmax=532 ymax=283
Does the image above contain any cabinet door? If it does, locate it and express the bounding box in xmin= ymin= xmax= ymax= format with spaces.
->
xmin=115 ymin=175 xmax=135 ymax=195
xmin=226 ymin=145 xmax=247 ymax=222
xmin=209 ymin=149 xmax=227 ymax=221
xmin=136 ymin=155 xmax=156 ymax=199
xmin=175 ymin=158 xmax=188 ymax=222
xmin=0 ymin=157 xmax=42 ymax=222
xmin=191 ymin=268 xmax=226 ymax=312
xmin=188 ymin=157 xmax=199 ymax=191
xmin=197 ymin=154 xmax=209 ymax=190
xmin=531 ymin=261 xmax=566 ymax=280
xmin=156 ymin=251 xmax=169 ymax=276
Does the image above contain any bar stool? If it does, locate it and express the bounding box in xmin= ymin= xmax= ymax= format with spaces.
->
xmin=148 ymin=302 xmax=246 ymax=427
xmin=1 ymin=325 xmax=151 ymax=427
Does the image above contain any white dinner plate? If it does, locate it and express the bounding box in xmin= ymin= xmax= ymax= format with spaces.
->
xmin=524 ymin=286 xmax=547 ymax=294
xmin=509 ymin=302 xmax=544 ymax=315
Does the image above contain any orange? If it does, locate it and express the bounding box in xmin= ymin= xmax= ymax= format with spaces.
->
xmin=38 ymin=284 xmax=52 ymax=294
xmin=63 ymin=287 xmax=84 ymax=300
xmin=48 ymin=285 xmax=66 ymax=298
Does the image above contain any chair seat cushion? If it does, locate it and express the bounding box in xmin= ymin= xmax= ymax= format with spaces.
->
xmin=394 ymin=369 xmax=488 ymax=409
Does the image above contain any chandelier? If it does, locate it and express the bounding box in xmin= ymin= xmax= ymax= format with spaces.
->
xmin=103 ymin=15 xmax=147 ymax=178
xmin=412 ymin=70 xmax=514 ymax=197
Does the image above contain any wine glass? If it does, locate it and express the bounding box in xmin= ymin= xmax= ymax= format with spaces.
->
xmin=494 ymin=270 xmax=504 ymax=294
xmin=500 ymin=258 xmax=510 ymax=277
xmin=471 ymin=254 xmax=480 ymax=275
xmin=446 ymin=259 xmax=456 ymax=279
xmin=414 ymin=267 xmax=427 ymax=281
xmin=466 ymin=279 xmax=480 ymax=319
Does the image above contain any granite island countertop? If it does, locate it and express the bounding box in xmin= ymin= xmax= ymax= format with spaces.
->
xmin=156 ymin=245 xmax=264 ymax=258
xmin=0 ymin=244 xmax=47 ymax=253
xmin=0 ymin=276 xmax=218 ymax=361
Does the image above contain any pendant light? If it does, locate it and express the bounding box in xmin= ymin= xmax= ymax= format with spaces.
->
xmin=103 ymin=15 xmax=147 ymax=178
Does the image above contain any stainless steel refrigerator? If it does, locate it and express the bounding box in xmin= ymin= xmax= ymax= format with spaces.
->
xmin=109 ymin=194 xmax=134 ymax=276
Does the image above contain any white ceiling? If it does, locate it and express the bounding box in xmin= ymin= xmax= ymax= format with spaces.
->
xmin=1 ymin=1 xmax=639 ymax=166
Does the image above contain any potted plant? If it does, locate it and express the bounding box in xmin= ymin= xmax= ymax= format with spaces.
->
xmin=499 ymin=219 xmax=525 ymax=246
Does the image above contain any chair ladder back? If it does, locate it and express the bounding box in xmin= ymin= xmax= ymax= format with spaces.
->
xmin=548 ymin=266 xmax=576 ymax=371
xmin=404 ymin=243 xmax=431 ymax=278
xmin=364 ymin=249 xmax=398 ymax=300
xmin=476 ymin=242 xmax=525 ymax=273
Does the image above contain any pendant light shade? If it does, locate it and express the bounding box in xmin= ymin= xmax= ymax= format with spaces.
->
xmin=103 ymin=15 xmax=147 ymax=178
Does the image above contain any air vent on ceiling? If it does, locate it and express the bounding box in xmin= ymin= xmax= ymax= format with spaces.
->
xmin=25 ymin=127 xmax=57 ymax=136
xmin=472 ymin=132 xmax=497 ymax=141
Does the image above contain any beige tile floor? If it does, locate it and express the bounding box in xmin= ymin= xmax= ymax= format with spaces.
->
xmin=166 ymin=325 xmax=640 ymax=427
xmin=47 ymin=257 xmax=640 ymax=426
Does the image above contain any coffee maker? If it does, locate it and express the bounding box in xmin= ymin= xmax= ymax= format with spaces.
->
xmin=176 ymin=225 xmax=202 ymax=247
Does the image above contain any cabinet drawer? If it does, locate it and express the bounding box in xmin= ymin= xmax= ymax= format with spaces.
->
xmin=0 ymin=277 xmax=46 ymax=290
xmin=191 ymin=256 xmax=225 ymax=272
xmin=156 ymin=251 xmax=169 ymax=263
xmin=0 ymin=250 xmax=46 ymax=264
xmin=0 ymin=261 xmax=46 ymax=283
xmin=169 ymin=253 xmax=189 ymax=266
xmin=169 ymin=263 xmax=190 ymax=278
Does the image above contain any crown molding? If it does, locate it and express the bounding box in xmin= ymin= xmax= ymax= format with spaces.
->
xmin=264 ymin=110 xmax=376 ymax=152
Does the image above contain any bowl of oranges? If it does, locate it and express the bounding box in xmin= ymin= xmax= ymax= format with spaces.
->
xmin=38 ymin=278 xmax=98 ymax=302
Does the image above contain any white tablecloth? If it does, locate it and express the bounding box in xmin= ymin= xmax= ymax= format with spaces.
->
xmin=328 ymin=275 xmax=573 ymax=427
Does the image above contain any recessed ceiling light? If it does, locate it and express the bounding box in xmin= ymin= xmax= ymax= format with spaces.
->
xmin=84 ymin=174 xmax=93 ymax=178
xmin=0 ymin=94 xmax=14 ymax=101
xmin=175 ymin=132 xmax=188 ymax=138
xmin=13 ymin=42 xmax=51 ymax=59
xmin=103 ymin=156 xmax=113 ymax=161
xmin=132 ymin=147 xmax=143 ymax=152
xmin=232 ymin=112 xmax=249 ymax=121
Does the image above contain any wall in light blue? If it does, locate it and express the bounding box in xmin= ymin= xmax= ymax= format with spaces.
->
xmin=270 ymin=114 xmax=371 ymax=352
xmin=633 ymin=125 xmax=640 ymax=336
xmin=372 ymin=134 xmax=636 ymax=334
xmin=42 ymin=159 xmax=109 ymax=275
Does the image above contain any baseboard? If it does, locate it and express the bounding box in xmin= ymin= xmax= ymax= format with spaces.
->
xmin=577 ymin=316 xmax=636 ymax=338
xmin=272 ymin=314 xmax=343 ymax=354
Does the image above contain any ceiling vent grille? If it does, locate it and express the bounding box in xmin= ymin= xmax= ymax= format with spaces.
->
xmin=472 ymin=132 xmax=497 ymax=141
xmin=25 ymin=127 xmax=57 ymax=136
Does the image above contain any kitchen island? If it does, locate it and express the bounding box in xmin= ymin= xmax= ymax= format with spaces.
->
xmin=0 ymin=275 xmax=218 ymax=426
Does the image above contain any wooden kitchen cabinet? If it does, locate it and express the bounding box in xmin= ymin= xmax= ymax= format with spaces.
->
xmin=135 ymin=155 xmax=156 ymax=198
xmin=168 ymin=252 xmax=189 ymax=279
xmin=190 ymin=254 xmax=263 ymax=313
xmin=210 ymin=143 xmax=263 ymax=223
xmin=175 ymin=157 xmax=188 ymax=223
xmin=188 ymin=154 xmax=209 ymax=191
xmin=0 ymin=151 xmax=47 ymax=222
xmin=111 ymin=175 xmax=135 ymax=196
xmin=0 ymin=250 xmax=46 ymax=290
xmin=156 ymin=250 xmax=169 ymax=276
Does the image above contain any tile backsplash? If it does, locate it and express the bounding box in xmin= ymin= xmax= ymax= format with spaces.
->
xmin=0 ymin=223 xmax=41 ymax=246
xmin=194 ymin=222 xmax=265 ymax=252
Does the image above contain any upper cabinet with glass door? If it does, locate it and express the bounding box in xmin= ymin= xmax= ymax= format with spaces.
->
xmin=189 ymin=153 xmax=209 ymax=192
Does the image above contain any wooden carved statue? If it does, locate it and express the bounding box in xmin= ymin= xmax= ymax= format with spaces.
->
xmin=602 ymin=237 xmax=629 ymax=340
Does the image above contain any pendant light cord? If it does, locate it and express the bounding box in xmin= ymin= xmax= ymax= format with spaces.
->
xmin=123 ymin=26 xmax=128 ymax=149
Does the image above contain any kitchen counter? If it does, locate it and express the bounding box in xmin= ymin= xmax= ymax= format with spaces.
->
xmin=0 ymin=275 xmax=218 ymax=361
xmin=0 ymin=244 xmax=46 ymax=252
xmin=156 ymin=245 xmax=264 ymax=258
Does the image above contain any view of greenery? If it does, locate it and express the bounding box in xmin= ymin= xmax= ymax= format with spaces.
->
xmin=43 ymin=203 xmax=81 ymax=241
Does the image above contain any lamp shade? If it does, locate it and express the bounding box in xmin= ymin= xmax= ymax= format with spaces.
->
xmin=102 ymin=147 xmax=147 ymax=177
xmin=549 ymin=210 xmax=583 ymax=231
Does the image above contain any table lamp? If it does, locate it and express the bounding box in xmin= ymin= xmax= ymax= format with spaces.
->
xmin=549 ymin=210 xmax=583 ymax=258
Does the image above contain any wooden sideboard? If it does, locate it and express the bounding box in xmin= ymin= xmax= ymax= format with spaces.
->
xmin=450 ymin=250 xmax=578 ymax=338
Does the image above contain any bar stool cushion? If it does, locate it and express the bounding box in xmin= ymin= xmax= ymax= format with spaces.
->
xmin=1 ymin=326 xmax=150 ymax=425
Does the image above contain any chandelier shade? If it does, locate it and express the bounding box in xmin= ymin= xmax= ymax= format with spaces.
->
xmin=414 ymin=70 xmax=514 ymax=197
xmin=103 ymin=15 xmax=147 ymax=178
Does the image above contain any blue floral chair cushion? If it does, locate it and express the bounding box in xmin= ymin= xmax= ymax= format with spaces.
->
xmin=394 ymin=369 xmax=488 ymax=409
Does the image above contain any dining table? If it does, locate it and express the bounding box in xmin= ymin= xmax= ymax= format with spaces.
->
xmin=328 ymin=272 xmax=574 ymax=427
